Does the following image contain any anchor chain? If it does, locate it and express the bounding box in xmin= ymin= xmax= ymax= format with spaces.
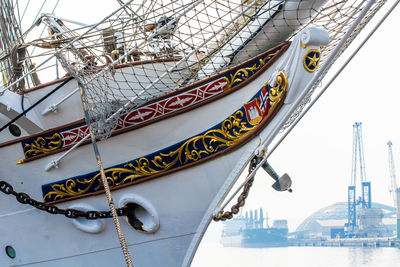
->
xmin=213 ymin=155 xmax=261 ymax=221
xmin=0 ymin=180 xmax=143 ymax=229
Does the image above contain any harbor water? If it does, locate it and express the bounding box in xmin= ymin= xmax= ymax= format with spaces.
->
xmin=192 ymin=243 xmax=400 ymax=267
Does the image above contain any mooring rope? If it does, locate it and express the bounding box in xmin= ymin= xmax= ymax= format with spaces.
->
xmin=78 ymin=85 xmax=133 ymax=267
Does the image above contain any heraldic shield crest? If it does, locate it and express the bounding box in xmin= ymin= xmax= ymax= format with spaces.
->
xmin=244 ymin=98 xmax=263 ymax=126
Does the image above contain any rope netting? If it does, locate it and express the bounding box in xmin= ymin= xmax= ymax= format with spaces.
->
xmin=280 ymin=0 xmax=387 ymax=131
xmin=1 ymin=0 xmax=388 ymax=138
xmin=279 ymin=0 xmax=388 ymax=131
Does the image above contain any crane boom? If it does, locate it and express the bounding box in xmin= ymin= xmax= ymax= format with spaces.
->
xmin=347 ymin=122 xmax=371 ymax=234
xmin=357 ymin=123 xmax=367 ymax=182
xmin=351 ymin=123 xmax=358 ymax=187
xmin=351 ymin=122 xmax=368 ymax=185
xmin=387 ymin=141 xmax=400 ymax=239
xmin=388 ymin=141 xmax=398 ymax=206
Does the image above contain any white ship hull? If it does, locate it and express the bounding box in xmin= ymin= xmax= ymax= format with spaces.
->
xmin=0 ymin=27 xmax=329 ymax=266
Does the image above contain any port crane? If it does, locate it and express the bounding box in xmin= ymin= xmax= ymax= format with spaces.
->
xmin=346 ymin=122 xmax=372 ymax=235
xmin=387 ymin=141 xmax=400 ymax=239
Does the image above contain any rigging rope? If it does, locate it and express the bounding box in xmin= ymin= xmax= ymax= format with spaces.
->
xmin=79 ymin=84 xmax=133 ymax=267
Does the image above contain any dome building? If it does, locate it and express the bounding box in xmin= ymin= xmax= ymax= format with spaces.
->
xmin=294 ymin=202 xmax=396 ymax=239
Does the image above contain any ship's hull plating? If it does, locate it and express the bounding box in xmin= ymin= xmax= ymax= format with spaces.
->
xmin=0 ymin=28 xmax=328 ymax=266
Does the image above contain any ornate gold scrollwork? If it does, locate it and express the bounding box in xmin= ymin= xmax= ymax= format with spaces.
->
xmin=224 ymin=50 xmax=280 ymax=90
xmin=42 ymin=70 xmax=289 ymax=203
xmin=43 ymin=111 xmax=255 ymax=202
xmin=266 ymin=70 xmax=288 ymax=108
xmin=23 ymin=133 xmax=63 ymax=157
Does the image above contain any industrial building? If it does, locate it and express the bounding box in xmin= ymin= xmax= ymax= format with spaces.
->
xmin=292 ymin=123 xmax=399 ymax=244
xmin=294 ymin=202 xmax=396 ymax=239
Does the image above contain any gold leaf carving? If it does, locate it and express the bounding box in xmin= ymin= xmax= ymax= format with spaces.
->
xmin=224 ymin=50 xmax=280 ymax=90
xmin=43 ymin=111 xmax=255 ymax=202
xmin=268 ymin=71 xmax=288 ymax=107
xmin=43 ymin=70 xmax=288 ymax=203
xmin=24 ymin=133 xmax=63 ymax=157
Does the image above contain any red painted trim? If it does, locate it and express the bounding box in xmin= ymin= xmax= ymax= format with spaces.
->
xmin=0 ymin=119 xmax=85 ymax=149
xmin=1 ymin=42 xmax=290 ymax=156
xmin=47 ymin=91 xmax=286 ymax=204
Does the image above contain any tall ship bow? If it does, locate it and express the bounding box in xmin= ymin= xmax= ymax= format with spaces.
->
xmin=0 ymin=0 xmax=392 ymax=266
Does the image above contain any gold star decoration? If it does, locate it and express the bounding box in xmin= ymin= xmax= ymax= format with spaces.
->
xmin=303 ymin=50 xmax=321 ymax=73
xmin=307 ymin=53 xmax=319 ymax=68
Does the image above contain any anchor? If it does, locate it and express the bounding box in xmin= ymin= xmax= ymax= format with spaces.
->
xmin=258 ymin=157 xmax=292 ymax=192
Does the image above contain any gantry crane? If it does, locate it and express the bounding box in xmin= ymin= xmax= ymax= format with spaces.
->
xmin=387 ymin=141 xmax=400 ymax=239
xmin=347 ymin=122 xmax=371 ymax=234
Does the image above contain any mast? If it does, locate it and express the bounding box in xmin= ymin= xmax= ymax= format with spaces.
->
xmin=0 ymin=0 xmax=26 ymax=90
xmin=0 ymin=0 xmax=49 ymax=90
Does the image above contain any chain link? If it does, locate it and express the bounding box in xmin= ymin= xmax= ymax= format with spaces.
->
xmin=0 ymin=180 xmax=131 ymax=220
xmin=213 ymin=155 xmax=260 ymax=221
xmin=1 ymin=154 xmax=259 ymax=224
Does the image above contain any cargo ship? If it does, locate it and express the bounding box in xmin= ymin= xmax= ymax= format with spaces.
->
xmin=221 ymin=208 xmax=288 ymax=248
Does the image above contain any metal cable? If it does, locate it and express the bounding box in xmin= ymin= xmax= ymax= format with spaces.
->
xmin=0 ymin=76 xmax=73 ymax=133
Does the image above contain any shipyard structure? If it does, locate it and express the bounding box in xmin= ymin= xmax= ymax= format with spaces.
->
xmin=221 ymin=208 xmax=288 ymax=248
xmin=294 ymin=202 xmax=397 ymax=240
xmin=292 ymin=125 xmax=399 ymax=245
xmin=221 ymin=125 xmax=400 ymax=248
